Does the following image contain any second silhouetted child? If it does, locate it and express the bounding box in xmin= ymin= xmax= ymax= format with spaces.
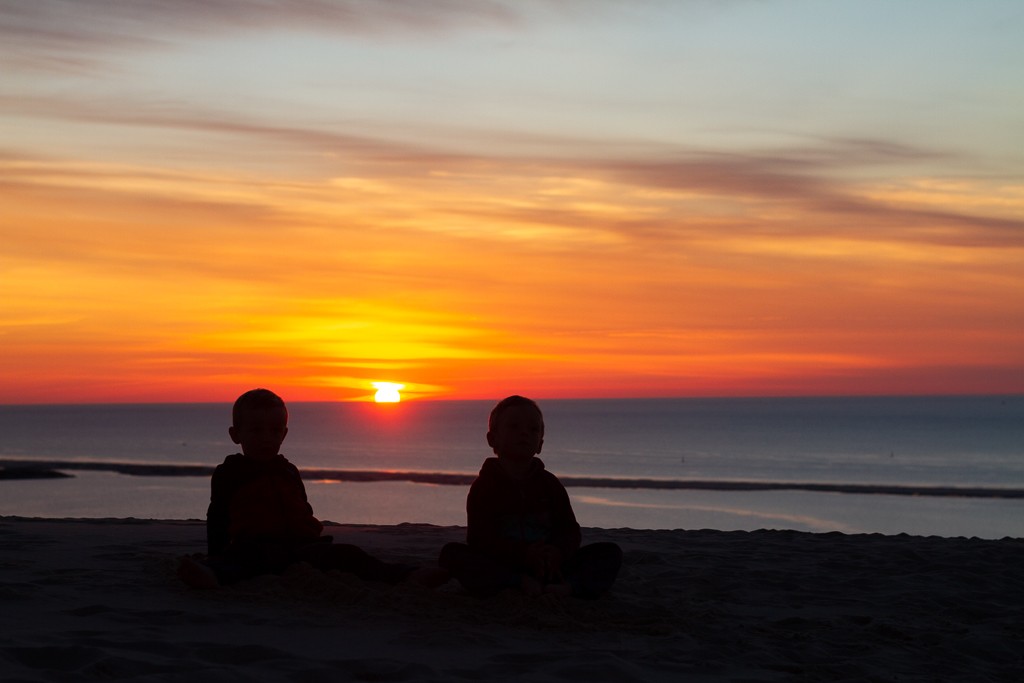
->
xmin=439 ymin=395 xmax=621 ymax=598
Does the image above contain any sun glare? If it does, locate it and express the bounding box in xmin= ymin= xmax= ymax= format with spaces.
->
xmin=372 ymin=382 xmax=404 ymax=403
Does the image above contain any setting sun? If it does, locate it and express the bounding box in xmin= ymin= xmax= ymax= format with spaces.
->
xmin=372 ymin=382 xmax=405 ymax=403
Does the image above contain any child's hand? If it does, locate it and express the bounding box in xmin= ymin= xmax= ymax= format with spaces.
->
xmin=525 ymin=543 xmax=563 ymax=582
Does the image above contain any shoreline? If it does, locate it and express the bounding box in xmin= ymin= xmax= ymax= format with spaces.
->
xmin=3 ymin=457 xmax=1022 ymax=498
xmin=1 ymin=517 xmax=1022 ymax=681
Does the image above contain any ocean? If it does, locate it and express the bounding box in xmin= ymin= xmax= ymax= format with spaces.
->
xmin=1 ymin=396 xmax=1021 ymax=538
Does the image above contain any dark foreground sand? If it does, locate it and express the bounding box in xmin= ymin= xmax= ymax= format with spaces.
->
xmin=0 ymin=517 xmax=1021 ymax=682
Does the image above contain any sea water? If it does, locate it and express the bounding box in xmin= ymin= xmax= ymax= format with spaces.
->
xmin=1 ymin=396 xmax=1021 ymax=538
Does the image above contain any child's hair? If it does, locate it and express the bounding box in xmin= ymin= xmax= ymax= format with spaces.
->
xmin=488 ymin=395 xmax=544 ymax=434
xmin=232 ymin=388 xmax=288 ymax=427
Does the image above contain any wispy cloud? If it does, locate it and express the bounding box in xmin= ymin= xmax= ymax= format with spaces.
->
xmin=0 ymin=0 xmax=522 ymax=77
xmin=0 ymin=0 xmax=523 ymax=43
xmin=4 ymin=91 xmax=1021 ymax=258
xmin=0 ymin=0 xmax=623 ymax=74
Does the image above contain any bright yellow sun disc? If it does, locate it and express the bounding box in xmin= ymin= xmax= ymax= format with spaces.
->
xmin=372 ymin=382 xmax=404 ymax=403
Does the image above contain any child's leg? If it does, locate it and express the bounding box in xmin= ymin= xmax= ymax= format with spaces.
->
xmin=178 ymin=550 xmax=271 ymax=587
xmin=439 ymin=542 xmax=522 ymax=597
xmin=563 ymin=542 xmax=623 ymax=599
xmin=196 ymin=541 xmax=296 ymax=586
xmin=298 ymin=541 xmax=417 ymax=585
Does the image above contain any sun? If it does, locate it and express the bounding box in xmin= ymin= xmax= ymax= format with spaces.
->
xmin=372 ymin=382 xmax=404 ymax=403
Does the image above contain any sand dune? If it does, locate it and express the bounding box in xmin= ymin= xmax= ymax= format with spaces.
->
xmin=0 ymin=517 xmax=1021 ymax=681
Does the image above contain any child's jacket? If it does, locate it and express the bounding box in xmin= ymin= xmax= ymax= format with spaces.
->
xmin=466 ymin=456 xmax=582 ymax=568
xmin=206 ymin=453 xmax=323 ymax=556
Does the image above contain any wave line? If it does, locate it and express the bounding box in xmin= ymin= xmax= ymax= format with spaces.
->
xmin=3 ymin=458 xmax=1022 ymax=499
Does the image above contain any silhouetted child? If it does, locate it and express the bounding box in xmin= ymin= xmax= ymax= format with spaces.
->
xmin=439 ymin=395 xmax=622 ymax=598
xmin=178 ymin=388 xmax=447 ymax=589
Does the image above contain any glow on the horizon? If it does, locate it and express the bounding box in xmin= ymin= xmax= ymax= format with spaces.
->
xmin=372 ymin=382 xmax=404 ymax=403
xmin=1 ymin=2 xmax=1022 ymax=404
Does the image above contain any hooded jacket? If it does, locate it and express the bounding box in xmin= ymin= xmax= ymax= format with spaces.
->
xmin=206 ymin=453 xmax=323 ymax=556
xmin=466 ymin=456 xmax=581 ymax=568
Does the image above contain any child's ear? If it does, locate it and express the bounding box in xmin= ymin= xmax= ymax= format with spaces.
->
xmin=485 ymin=431 xmax=496 ymax=449
xmin=228 ymin=426 xmax=241 ymax=444
xmin=535 ymin=438 xmax=543 ymax=455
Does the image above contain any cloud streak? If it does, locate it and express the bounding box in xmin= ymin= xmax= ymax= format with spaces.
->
xmin=5 ymin=88 xmax=1020 ymax=255
xmin=0 ymin=0 xmax=612 ymax=69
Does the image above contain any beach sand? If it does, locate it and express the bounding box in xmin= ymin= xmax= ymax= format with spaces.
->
xmin=0 ymin=518 xmax=1021 ymax=682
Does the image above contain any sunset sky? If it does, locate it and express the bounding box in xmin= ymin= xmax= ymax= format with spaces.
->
xmin=2 ymin=0 xmax=1023 ymax=403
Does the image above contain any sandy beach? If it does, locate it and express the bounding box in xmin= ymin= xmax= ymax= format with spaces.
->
xmin=1 ymin=517 xmax=1021 ymax=682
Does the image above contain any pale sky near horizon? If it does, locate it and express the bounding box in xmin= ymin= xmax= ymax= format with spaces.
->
xmin=2 ymin=0 xmax=1023 ymax=403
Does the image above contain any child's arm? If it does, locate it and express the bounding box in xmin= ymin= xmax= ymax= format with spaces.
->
xmin=206 ymin=465 xmax=232 ymax=556
xmin=519 ymin=480 xmax=581 ymax=581
xmin=279 ymin=462 xmax=323 ymax=539
xmin=546 ymin=476 xmax=582 ymax=561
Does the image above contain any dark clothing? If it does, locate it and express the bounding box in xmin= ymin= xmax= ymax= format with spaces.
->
xmin=207 ymin=453 xmax=322 ymax=557
xmin=441 ymin=456 xmax=621 ymax=598
xmin=204 ymin=453 xmax=412 ymax=585
xmin=467 ymin=457 xmax=582 ymax=566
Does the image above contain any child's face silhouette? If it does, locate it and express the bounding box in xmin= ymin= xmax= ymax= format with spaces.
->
xmin=487 ymin=404 xmax=544 ymax=461
xmin=229 ymin=407 xmax=288 ymax=461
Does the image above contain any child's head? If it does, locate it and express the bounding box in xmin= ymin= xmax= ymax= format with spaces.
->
xmin=486 ymin=395 xmax=544 ymax=461
xmin=229 ymin=388 xmax=289 ymax=460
